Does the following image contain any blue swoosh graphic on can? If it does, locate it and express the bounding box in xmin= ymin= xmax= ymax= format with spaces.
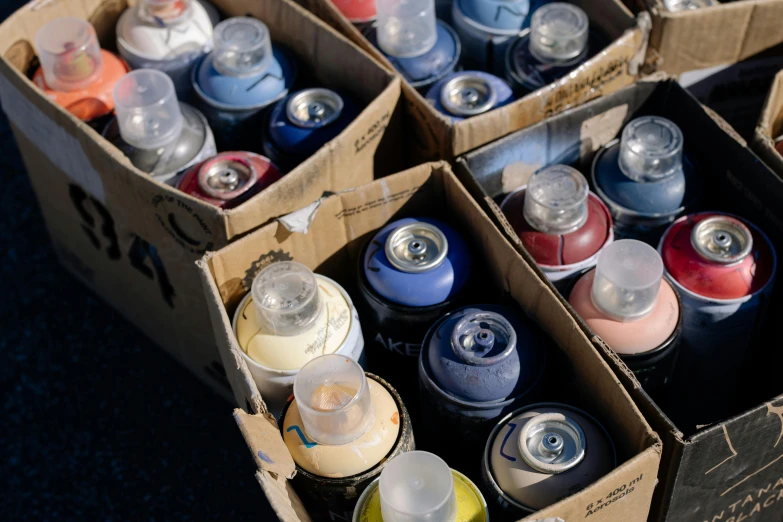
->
xmin=287 ymin=425 xmax=318 ymax=448
xmin=500 ymin=422 xmax=518 ymax=462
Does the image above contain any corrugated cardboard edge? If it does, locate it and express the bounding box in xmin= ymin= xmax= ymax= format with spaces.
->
xmin=753 ymin=70 xmax=783 ymax=176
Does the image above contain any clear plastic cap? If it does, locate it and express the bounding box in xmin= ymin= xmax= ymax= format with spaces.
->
xmin=591 ymin=240 xmax=663 ymax=322
xmin=35 ymin=17 xmax=103 ymax=92
xmin=113 ymin=69 xmax=183 ymax=150
xmin=138 ymin=0 xmax=193 ymax=24
xmin=530 ymin=3 xmax=589 ymax=63
xmin=618 ymin=116 xmax=684 ymax=182
xmin=376 ymin=0 xmax=437 ymax=58
xmin=524 ymin=165 xmax=589 ymax=234
xmin=380 ymin=451 xmax=458 ymax=522
xmin=251 ymin=261 xmax=323 ymax=337
xmin=212 ymin=17 xmax=274 ymax=77
xmin=293 ymin=355 xmax=375 ymax=445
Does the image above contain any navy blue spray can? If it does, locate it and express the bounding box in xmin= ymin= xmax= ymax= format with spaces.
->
xmin=426 ymin=71 xmax=514 ymax=121
xmin=365 ymin=0 xmax=461 ymax=92
xmin=193 ymin=17 xmax=297 ymax=151
xmin=263 ymin=88 xmax=361 ymax=172
xmin=419 ymin=304 xmax=547 ymax=477
xmin=592 ymin=116 xmax=702 ymax=246
xmin=356 ymin=218 xmax=472 ymax=421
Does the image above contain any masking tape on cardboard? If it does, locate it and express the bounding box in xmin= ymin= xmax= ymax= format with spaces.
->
xmin=0 ymin=73 xmax=105 ymax=202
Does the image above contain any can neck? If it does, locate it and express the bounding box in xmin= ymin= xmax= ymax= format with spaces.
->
xmin=449 ymin=311 xmax=516 ymax=366
xmin=440 ymin=74 xmax=496 ymax=117
xmin=197 ymin=154 xmax=258 ymax=201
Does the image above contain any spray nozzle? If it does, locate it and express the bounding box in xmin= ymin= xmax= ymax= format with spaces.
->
xmin=113 ymin=69 xmax=183 ymax=149
xmin=376 ymin=0 xmax=437 ymax=58
xmin=618 ymin=116 xmax=684 ymax=182
xmin=529 ymin=3 xmax=589 ymax=63
xmin=379 ymin=451 xmax=458 ymax=522
xmin=251 ymin=261 xmax=322 ymax=336
xmin=523 ymin=165 xmax=589 ymax=234
xmin=212 ymin=17 xmax=274 ymax=77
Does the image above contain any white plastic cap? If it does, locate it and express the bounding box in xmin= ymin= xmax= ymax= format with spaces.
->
xmin=376 ymin=0 xmax=437 ymax=58
xmin=139 ymin=0 xmax=193 ymax=23
xmin=618 ymin=116 xmax=684 ymax=182
xmin=294 ymin=355 xmax=375 ymax=445
xmin=212 ymin=17 xmax=274 ymax=77
xmin=530 ymin=3 xmax=589 ymax=63
xmin=113 ymin=69 xmax=183 ymax=150
xmin=35 ymin=17 xmax=103 ymax=92
xmin=524 ymin=165 xmax=589 ymax=234
xmin=591 ymin=240 xmax=663 ymax=322
xmin=251 ymin=261 xmax=322 ymax=336
xmin=380 ymin=452 xmax=458 ymax=522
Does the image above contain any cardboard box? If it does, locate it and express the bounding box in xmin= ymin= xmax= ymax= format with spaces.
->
xmin=197 ymin=162 xmax=661 ymax=522
xmin=754 ymin=69 xmax=783 ymax=178
xmin=456 ymin=78 xmax=783 ymax=522
xmin=631 ymin=0 xmax=783 ymax=76
xmin=0 ymin=0 xmax=401 ymax=401
xmin=295 ymin=0 xmax=650 ymax=160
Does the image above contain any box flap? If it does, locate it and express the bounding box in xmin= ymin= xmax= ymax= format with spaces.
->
xmin=234 ymin=409 xmax=297 ymax=479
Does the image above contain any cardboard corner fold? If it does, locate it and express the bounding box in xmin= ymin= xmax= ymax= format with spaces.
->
xmin=234 ymin=409 xmax=296 ymax=479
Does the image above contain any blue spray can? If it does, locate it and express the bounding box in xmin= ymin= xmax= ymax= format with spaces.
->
xmin=364 ymin=0 xmax=461 ymax=92
xmin=263 ymin=88 xmax=361 ymax=172
xmin=193 ymin=17 xmax=297 ymax=151
xmin=426 ymin=71 xmax=514 ymax=121
xmin=592 ymin=116 xmax=702 ymax=245
xmin=419 ymin=304 xmax=547 ymax=476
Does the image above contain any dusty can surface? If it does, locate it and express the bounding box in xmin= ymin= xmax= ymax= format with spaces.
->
xmin=482 ymin=403 xmax=616 ymax=518
xmin=425 ymin=70 xmax=514 ymax=121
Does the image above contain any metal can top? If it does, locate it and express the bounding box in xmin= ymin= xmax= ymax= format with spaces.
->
xmin=518 ymin=412 xmax=585 ymax=474
xmin=663 ymin=0 xmax=716 ymax=11
xmin=661 ymin=213 xmax=776 ymax=300
xmin=286 ymin=88 xmax=344 ymax=129
xmin=450 ymin=311 xmax=517 ymax=366
xmin=440 ymin=72 xmax=498 ymax=117
xmin=386 ymin=222 xmax=449 ymax=273
xmin=197 ymin=153 xmax=258 ymax=201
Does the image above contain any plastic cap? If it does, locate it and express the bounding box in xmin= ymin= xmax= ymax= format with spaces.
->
xmin=35 ymin=17 xmax=103 ymax=92
xmin=139 ymin=0 xmax=193 ymax=23
xmin=380 ymin=452 xmax=458 ymax=522
xmin=212 ymin=17 xmax=273 ymax=77
xmin=251 ymin=261 xmax=323 ymax=336
xmin=524 ymin=165 xmax=589 ymax=234
xmin=530 ymin=3 xmax=589 ymax=63
xmin=294 ymin=355 xmax=374 ymax=445
xmin=591 ymin=240 xmax=663 ymax=322
xmin=113 ymin=69 xmax=183 ymax=149
xmin=376 ymin=0 xmax=437 ymax=58
xmin=619 ymin=116 xmax=684 ymax=182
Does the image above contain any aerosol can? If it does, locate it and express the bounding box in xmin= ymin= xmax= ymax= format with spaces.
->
xmin=115 ymin=0 xmax=218 ymax=99
xmin=104 ymin=69 xmax=216 ymax=185
xmin=660 ymin=213 xmax=776 ymax=426
xmin=592 ymin=116 xmax=701 ymax=245
xmin=232 ymin=262 xmax=364 ymax=417
xmin=263 ymin=88 xmax=361 ymax=172
xmin=353 ymin=451 xmax=489 ymax=522
xmin=33 ymin=18 xmax=129 ymax=123
xmin=569 ymin=240 xmax=682 ymax=394
xmin=355 ymin=218 xmax=472 ymax=416
xmin=419 ymin=304 xmax=547 ymax=474
xmin=426 ymin=71 xmax=514 ymax=121
xmin=505 ymin=3 xmax=603 ymax=94
xmin=482 ymin=403 xmax=616 ymax=517
xmin=332 ymin=0 xmax=377 ymax=29
xmin=177 ymin=151 xmax=281 ymax=208
xmin=193 ymin=17 xmax=297 ymax=151
xmin=282 ymin=355 xmax=414 ymax=522
xmin=365 ymin=0 xmax=461 ymax=92
xmin=663 ymin=0 xmax=716 ymax=12
xmin=451 ymin=0 xmax=532 ymax=72
xmin=501 ymin=165 xmax=613 ymax=292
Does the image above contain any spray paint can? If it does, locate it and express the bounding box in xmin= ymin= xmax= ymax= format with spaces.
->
xmin=281 ymin=355 xmax=414 ymax=522
xmin=353 ymin=451 xmax=489 ymax=522
xmin=364 ymin=0 xmax=460 ymax=92
xmin=425 ymin=71 xmax=514 ymax=121
xmin=263 ymin=88 xmax=361 ymax=172
xmin=482 ymin=403 xmax=616 ymax=517
xmin=568 ymin=240 xmax=682 ymax=394
xmin=660 ymin=213 xmax=776 ymax=425
xmin=663 ymin=0 xmax=716 ymax=12
xmin=501 ymin=165 xmax=613 ymax=292
xmin=355 ymin=218 xmax=472 ymax=417
xmin=419 ymin=304 xmax=547 ymax=475
xmin=451 ymin=0 xmax=532 ymax=73
xmin=177 ymin=151 xmax=281 ymax=208
xmin=193 ymin=17 xmax=297 ymax=151
xmin=32 ymin=18 xmax=129 ymax=122
xmin=232 ymin=262 xmax=365 ymax=417
xmin=332 ymin=0 xmax=377 ymax=28
xmin=505 ymin=3 xmax=604 ymax=94
xmin=103 ymin=69 xmax=216 ymax=185
xmin=115 ymin=0 xmax=218 ymax=99
xmin=592 ymin=116 xmax=702 ymax=246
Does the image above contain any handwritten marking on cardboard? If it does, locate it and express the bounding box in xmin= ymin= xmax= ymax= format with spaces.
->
xmin=767 ymin=402 xmax=783 ymax=448
xmin=705 ymin=478 xmax=783 ymax=521
xmin=257 ymin=450 xmax=274 ymax=464
xmin=706 ymin=425 xmax=739 ymax=475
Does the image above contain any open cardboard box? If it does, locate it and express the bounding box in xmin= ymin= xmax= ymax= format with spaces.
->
xmin=197 ymin=162 xmax=661 ymax=522
xmin=295 ymin=0 xmax=650 ymax=160
xmin=754 ymin=69 xmax=783 ymax=178
xmin=0 ymin=0 xmax=401 ymax=400
xmin=456 ymin=78 xmax=783 ymax=522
